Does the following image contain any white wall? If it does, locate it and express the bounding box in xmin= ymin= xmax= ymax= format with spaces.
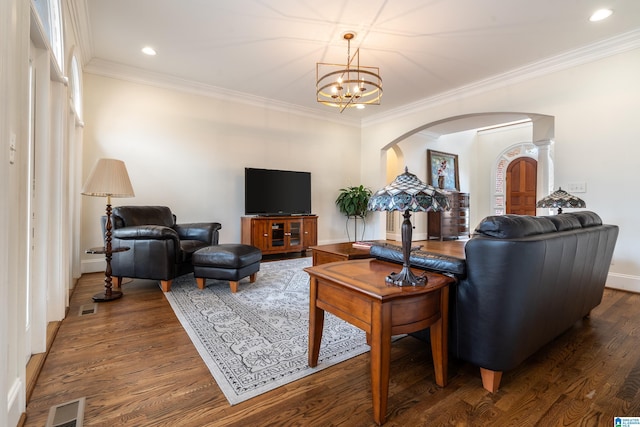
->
xmin=2 ymin=0 xmax=31 ymax=423
xmin=362 ymin=48 xmax=640 ymax=293
xmin=476 ymin=122 xmax=535 ymax=218
xmin=386 ymin=130 xmax=477 ymax=240
xmin=80 ymin=74 xmax=362 ymax=271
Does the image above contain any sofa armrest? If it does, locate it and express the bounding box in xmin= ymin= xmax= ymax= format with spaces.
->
xmin=370 ymin=244 xmax=466 ymax=277
xmin=174 ymin=222 xmax=222 ymax=245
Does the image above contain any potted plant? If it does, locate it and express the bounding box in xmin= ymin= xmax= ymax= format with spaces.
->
xmin=335 ymin=185 xmax=373 ymax=241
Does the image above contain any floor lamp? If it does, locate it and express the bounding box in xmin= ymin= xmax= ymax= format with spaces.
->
xmin=368 ymin=167 xmax=450 ymax=286
xmin=82 ymin=158 xmax=135 ymax=301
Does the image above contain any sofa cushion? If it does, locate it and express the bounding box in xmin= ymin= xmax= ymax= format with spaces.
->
xmin=543 ymin=214 xmax=583 ymax=231
xmin=475 ymin=214 xmax=557 ymax=238
xmin=567 ymin=211 xmax=602 ymax=227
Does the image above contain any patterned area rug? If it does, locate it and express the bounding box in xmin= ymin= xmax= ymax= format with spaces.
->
xmin=164 ymin=257 xmax=369 ymax=405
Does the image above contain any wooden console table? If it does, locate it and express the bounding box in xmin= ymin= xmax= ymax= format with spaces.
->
xmin=304 ymin=259 xmax=453 ymax=425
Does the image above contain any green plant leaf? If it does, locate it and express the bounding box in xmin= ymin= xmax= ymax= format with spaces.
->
xmin=335 ymin=185 xmax=373 ymax=217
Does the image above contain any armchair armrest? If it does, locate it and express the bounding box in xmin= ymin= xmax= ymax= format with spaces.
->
xmin=174 ymin=222 xmax=222 ymax=245
xmin=113 ymin=225 xmax=180 ymax=241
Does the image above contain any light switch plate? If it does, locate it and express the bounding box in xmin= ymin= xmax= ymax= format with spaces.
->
xmin=567 ymin=182 xmax=586 ymax=193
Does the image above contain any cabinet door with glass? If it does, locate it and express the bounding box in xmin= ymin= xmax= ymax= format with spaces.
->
xmin=268 ymin=220 xmax=287 ymax=251
xmin=285 ymin=219 xmax=303 ymax=251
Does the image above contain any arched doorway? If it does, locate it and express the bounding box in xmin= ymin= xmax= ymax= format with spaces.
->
xmin=506 ymin=157 xmax=537 ymax=215
xmin=377 ymin=112 xmax=554 ymax=239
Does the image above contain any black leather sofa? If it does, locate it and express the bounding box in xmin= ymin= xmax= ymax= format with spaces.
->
xmin=103 ymin=206 xmax=222 ymax=292
xmin=370 ymin=211 xmax=618 ymax=392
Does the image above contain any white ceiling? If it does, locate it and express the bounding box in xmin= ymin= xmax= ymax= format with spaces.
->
xmin=79 ymin=0 xmax=640 ymax=122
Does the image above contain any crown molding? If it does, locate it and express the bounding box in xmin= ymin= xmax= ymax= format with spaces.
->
xmin=363 ymin=29 xmax=640 ymax=128
xmin=83 ymin=58 xmax=361 ymax=127
xmin=66 ymin=0 xmax=93 ymax=66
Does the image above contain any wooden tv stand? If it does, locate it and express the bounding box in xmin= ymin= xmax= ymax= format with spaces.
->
xmin=241 ymin=215 xmax=317 ymax=255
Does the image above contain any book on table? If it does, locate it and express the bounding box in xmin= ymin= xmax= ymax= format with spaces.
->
xmin=352 ymin=241 xmax=374 ymax=249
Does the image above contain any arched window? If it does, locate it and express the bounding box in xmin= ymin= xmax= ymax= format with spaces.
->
xmin=69 ymin=54 xmax=82 ymax=121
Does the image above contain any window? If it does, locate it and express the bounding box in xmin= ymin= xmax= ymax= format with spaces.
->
xmin=70 ymin=55 xmax=82 ymax=120
xmin=32 ymin=0 xmax=64 ymax=72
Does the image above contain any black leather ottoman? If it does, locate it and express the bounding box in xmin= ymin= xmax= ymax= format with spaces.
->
xmin=192 ymin=244 xmax=262 ymax=292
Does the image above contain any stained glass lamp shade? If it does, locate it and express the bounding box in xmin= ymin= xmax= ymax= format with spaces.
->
xmin=536 ymin=187 xmax=585 ymax=214
xmin=368 ymin=167 xmax=450 ymax=286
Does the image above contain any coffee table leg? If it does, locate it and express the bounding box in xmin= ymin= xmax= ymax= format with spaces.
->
xmin=370 ymin=302 xmax=392 ymax=425
xmin=308 ymin=277 xmax=324 ymax=367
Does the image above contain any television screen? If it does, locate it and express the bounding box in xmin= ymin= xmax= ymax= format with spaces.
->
xmin=244 ymin=168 xmax=312 ymax=216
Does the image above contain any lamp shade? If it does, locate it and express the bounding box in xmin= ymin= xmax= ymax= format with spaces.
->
xmin=368 ymin=167 xmax=449 ymax=213
xmin=536 ymin=187 xmax=585 ymax=211
xmin=82 ymin=158 xmax=135 ymax=198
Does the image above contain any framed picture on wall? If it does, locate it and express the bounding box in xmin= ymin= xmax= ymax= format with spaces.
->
xmin=427 ymin=149 xmax=459 ymax=190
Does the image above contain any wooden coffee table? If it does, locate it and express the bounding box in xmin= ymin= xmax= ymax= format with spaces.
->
xmin=305 ymin=259 xmax=454 ymax=425
xmin=309 ymin=242 xmax=375 ymax=266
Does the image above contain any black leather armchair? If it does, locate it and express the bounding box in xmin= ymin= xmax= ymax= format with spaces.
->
xmin=102 ymin=206 xmax=221 ymax=292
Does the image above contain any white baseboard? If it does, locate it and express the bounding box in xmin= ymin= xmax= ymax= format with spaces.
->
xmin=81 ymin=258 xmax=105 ymax=274
xmin=606 ymin=272 xmax=640 ymax=293
xmin=386 ymin=233 xmax=401 ymax=241
xmin=7 ymin=377 xmax=22 ymax=427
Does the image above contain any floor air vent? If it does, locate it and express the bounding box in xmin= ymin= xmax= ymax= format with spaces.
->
xmin=45 ymin=397 xmax=85 ymax=427
xmin=78 ymin=304 xmax=97 ymax=316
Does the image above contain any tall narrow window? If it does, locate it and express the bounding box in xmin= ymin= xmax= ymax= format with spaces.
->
xmin=49 ymin=0 xmax=63 ymax=71
xmin=70 ymin=55 xmax=82 ymax=120
xmin=32 ymin=0 xmax=64 ymax=72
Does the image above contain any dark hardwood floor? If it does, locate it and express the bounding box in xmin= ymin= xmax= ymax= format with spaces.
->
xmin=24 ymin=243 xmax=640 ymax=426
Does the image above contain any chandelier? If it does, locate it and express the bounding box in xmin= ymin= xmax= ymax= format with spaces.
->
xmin=316 ymin=32 xmax=382 ymax=113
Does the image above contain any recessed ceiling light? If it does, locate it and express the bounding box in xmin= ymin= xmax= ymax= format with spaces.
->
xmin=141 ymin=46 xmax=157 ymax=56
xmin=356 ymin=104 xmax=365 ymax=110
xmin=589 ymin=8 xmax=613 ymax=22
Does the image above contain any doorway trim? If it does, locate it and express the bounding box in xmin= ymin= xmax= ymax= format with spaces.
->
xmin=492 ymin=142 xmax=538 ymax=215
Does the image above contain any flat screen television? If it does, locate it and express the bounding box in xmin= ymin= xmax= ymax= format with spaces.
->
xmin=244 ymin=168 xmax=312 ymax=216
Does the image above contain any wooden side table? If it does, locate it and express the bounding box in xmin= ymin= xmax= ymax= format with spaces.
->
xmin=305 ymin=259 xmax=453 ymax=425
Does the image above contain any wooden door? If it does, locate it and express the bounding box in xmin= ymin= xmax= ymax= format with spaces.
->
xmin=506 ymin=157 xmax=537 ymax=215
